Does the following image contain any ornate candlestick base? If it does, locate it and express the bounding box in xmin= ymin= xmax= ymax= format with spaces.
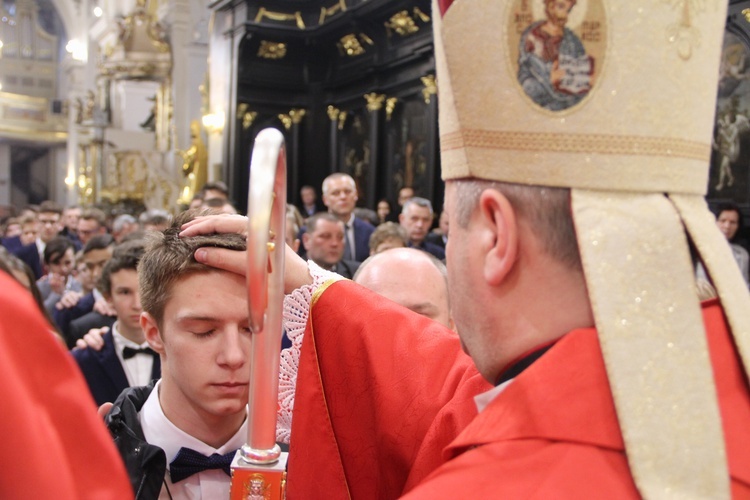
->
xmin=230 ymin=451 xmax=288 ymax=500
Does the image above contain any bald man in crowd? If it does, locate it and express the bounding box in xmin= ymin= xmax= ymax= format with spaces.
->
xmin=353 ymin=248 xmax=453 ymax=329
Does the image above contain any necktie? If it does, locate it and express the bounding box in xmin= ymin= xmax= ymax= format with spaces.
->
xmin=169 ymin=447 xmax=236 ymax=483
xmin=343 ymin=224 xmax=353 ymax=261
xmin=122 ymin=346 xmax=156 ymax=359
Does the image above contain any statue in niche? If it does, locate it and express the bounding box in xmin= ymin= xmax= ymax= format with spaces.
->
xmin=140 ymin=95 xmax=157 ymax=131
xmin=177 ymin=120 xmax=208 ymax=205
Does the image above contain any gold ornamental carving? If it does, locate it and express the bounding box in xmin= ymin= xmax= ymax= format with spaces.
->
xmin=385 ymin=97 xmax=398 ymax=121
xmin=327 ymin=105 xmax=348 ymax=130
xmin=339 ymin=34 xmax=365 ymax=56
xmin=385 ymin=11 xmax=418 ymax=36
xmin=421 ymin=74 xmax=437 ymax=104
xmin=743 ymin=8 xmax=750 ymax=23
xmin=327 ymin=105 xmax=340 ymax=121
xmin=278 ymin=113 xmax=292 ymax=130
xmin=664 ymin=0 xmax=706 ymax=60
xmin=320 ymin=0 xmax=347 ymax=25
xmin=289 ymin=108 xmax=306 ymax=124
xmin=255 ymin=7 xmax=305 ymax=29
xmin=243 ymin=111 xmax=258 ymax=130
xmin=413 ymin=7 xmax=431 ymax=23
xmin=102 ymin=0 xmax=171 ymax=80
xmin=364 ymin=93 xmax=386 ymax=111
xmin=258 ymin=41 xmax=287 ymax=60
xmin=243 ymin=110 xmax=258 ymax=131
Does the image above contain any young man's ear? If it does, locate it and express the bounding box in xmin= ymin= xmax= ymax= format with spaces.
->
xmin=479 ymin=189 xmax=518 ymax=287
xmin=141 ymin=312 xmax=165 ymax=354
xmin=301 ymin=232 xmax=311 ymax=251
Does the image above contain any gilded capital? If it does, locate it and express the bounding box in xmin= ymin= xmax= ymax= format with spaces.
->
xmin=421 ymin=75 xmax=437 ymax=104
xmin=243 ymin=111 xmax=257 ymax=130
xmin=289 ymin=108 xmax=306 ymax=124
xmin=364 ymin=93 xmax=386 ymax=111
xmin=327 ymin=105 xmax=340 ymax=121
xmin=278 ymin=113 xmax=293 ymax=130
xmin=385 ymin=97 xmax=398 ymax=121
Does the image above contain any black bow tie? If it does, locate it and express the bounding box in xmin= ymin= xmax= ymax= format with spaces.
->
xmin=169 ymin=447 xmax=236 ymax=483
xmin=122 ymin=346 xmax=156 ymax=359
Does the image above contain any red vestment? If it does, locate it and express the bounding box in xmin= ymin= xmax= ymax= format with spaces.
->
xmin=289 ymin=281 xmax=750 ymax=498
xmin=287 ymin=281 xmax=491 ymax=499
xmin=0 ymin=273 xmax=132 ymax=498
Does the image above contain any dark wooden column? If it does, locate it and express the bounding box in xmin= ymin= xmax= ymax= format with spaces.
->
xmin=364 ymin=93 xmax=385 ymax=208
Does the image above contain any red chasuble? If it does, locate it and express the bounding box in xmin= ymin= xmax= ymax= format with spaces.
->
xmin=289 ymin=280 xmax=750 ymax=498
xmin=287 ymin=280 xmax=491 ymax=499
xmin=0 ymin=273 xmax=132 ymax=498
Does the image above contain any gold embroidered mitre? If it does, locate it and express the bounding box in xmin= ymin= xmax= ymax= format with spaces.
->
xmin=434 ymin=1 xmax=750 ymax=498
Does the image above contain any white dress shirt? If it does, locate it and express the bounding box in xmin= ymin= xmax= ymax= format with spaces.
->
xmin=111 ymin=323 xmax=155 ymax=388
xmin=140 ymin=380 xmax=248 ymax=499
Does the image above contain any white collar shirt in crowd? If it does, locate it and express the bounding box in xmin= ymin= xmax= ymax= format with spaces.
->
xmin=111 ymin=322 xmax=154 ymax=388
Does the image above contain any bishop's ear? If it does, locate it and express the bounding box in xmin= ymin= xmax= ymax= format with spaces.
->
xmin=478 ymin=189 xmax=518 ymax=286
xmin=141 ymin=312 xmax=165 ymax=354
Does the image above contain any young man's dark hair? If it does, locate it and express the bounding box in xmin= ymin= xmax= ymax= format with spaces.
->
xmin=43 ymin=236 xmax=75 ymax=266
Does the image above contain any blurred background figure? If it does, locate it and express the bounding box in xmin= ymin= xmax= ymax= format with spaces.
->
xmin=398 ymin=186 xmax=415 ymax=208
xmin=112 ymin=214 xmax=139 ymax=243
xmin=399 ymin=197 xmax=444 ymax=260
xmin=77 ymin=208 xmax=108 ymax=246
xmin=426 ymin=210 xmax=449 ymax=250
xmin=697 ymin=202 xmax=749 ymax=288
xmin=203 ymin=197 xmax=238 ymax=215
xmin=376 ymin=199 xmax=392 ymax=225
xmin=60 ymin=206 xmax=82 ymax=247
xmin=139 ymin=209 xmax=171 ymax=232
xmin=37 ymin=236 xmax=81 ymax=317
xmin=200 ymin=181 xmax=229 ymax=204
xmin=302 ymin=212 xmax=360 ymax=278
xmin=299 ymin=184 xmax=323 ymax=218
xmin=368 ymin=222 xmax=408 ymax=255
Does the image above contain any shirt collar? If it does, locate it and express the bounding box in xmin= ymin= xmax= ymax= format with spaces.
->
xmin=139 ymin=380 xmax=248 ymax=463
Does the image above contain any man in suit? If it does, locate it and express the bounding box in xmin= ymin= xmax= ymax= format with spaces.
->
xmin=14 ymin=201 xmax=63 ymax=279
xmin=302 ymin=212 xmax=360 ymax=279
xmin=73 ymin=239 xmax=159 ymax=406
xmin=400 ymin=197 xmax=445 ymax=260
xmin=298 ymin=184 xmax=324 ymax=218
xmin=321 ymin=173 xmax=374 ymax=263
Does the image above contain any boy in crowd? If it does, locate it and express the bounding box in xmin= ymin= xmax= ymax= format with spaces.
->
xmin=54 ymin=233 xmax=116 ymax=346
xmin=73 ymin=240 xmax=160 ymax=406
xmin=104 ymin=212 xmax=250 ymax=499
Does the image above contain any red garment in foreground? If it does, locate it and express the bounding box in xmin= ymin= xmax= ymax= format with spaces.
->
xmin=289 ymin=280 xmax=750 ymax=498
xmin=0 ymin=273 xmax=132 ymax=498
xmin=404 ymin=298 xmax=750 ymax=498
xmin=287 ymin=280 xmax=491 ymax=499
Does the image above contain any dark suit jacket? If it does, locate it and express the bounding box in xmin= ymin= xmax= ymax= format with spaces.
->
xmin=333 ymin=259 xmax=361 ymax=280
xmin=55 ymin=292 xmax=96 ymax=348
xmin=410 ymin=240 xmax=446 ymax=260
xmin=69 ymin=312 xmax=116 ymax=347
xmin=1 ymin=235 xmax=23 ymax=253
xmin=351 ymin=217 xmax=375 ymax=263
xmin=425 ymin=232 xmax=447 ymax=250
xmin=72 ymin=332 xmax=161 ymax=406
xmin=13 ymin=242 xmax=43 ymax=279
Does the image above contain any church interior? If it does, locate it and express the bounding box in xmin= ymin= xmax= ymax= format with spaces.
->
xmin=0 ymin=0 xmax=749 ymax=243
xmin=0 ymin=0 xmax=443 ymax=216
